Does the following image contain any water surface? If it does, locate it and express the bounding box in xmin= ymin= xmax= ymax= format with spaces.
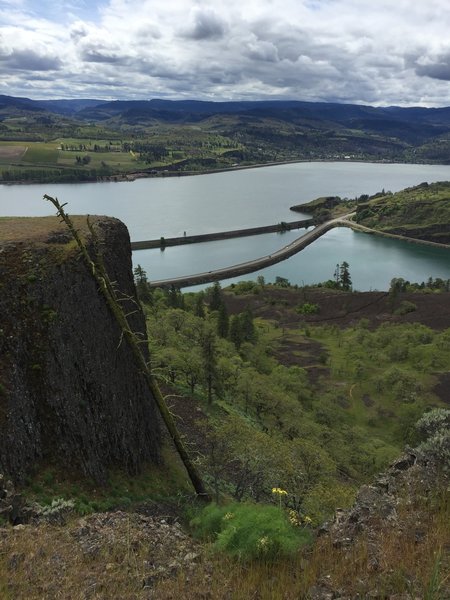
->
xmin=1 ymin=161 xmax=449 ymax=290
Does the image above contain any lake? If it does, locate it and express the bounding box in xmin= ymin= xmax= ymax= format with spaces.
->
xmin=1 ymin=161 xmax=450 ymax=290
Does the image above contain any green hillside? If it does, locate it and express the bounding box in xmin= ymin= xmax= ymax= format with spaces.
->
xmin=354 ymin=181 xmax=450 ymax=244
xmin=2 ymin=95 xmax=450 ymax=182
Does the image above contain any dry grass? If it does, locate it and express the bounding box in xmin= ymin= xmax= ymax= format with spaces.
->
xmin=0 ymin=215 xmax=109 ymax=244
xmin=0 ymin=508 xmax=203 ymax=600
xmin=155 ymin=484 xmax=450 ymax=599
xmin=0 ymin=519 xmax=152 ymax=599
xmin=0 ymin=482 xmax=448 ymax=599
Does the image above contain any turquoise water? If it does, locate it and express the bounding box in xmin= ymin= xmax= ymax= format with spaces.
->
xmin=136 ymin=227 xmax=450 ymax=291
xmin=1 ymin=161 xmax=449 ymax=290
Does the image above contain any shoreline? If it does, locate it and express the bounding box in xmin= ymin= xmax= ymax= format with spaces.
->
xmin=0 ymin=158 xmax=442 ymax=187
xmin=341 ymin=220 xmax=450 ymax=250
xmin=147 ymin=217 xmax=450 ymax=289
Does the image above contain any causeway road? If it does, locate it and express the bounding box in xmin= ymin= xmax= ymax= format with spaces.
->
xmin=131 ymin=218 xmax=314 ymax=250
xmin=149 ymin=213 xmax=355 ymax=289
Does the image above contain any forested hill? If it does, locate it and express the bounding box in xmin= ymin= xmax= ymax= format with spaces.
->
xmin=4 ymin=94 xmax=450 ymax=142
xmin=354 ymin=181 xmax=450 ymax=244
xmin=2 ymin=94 xmax=450 ymax=182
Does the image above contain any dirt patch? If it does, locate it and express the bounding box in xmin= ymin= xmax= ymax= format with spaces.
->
xmin=0 ymin=145 xmax=26 ymax=160
xmin=362 ymin=394 xmax=374 ymax=407
xmin=432 ymin=372 xmax=450 ymax=405
xmin=164 ymin=387 xmax=211 ymax=458
xmin=272 ymin=335 xmax=329 ymax=384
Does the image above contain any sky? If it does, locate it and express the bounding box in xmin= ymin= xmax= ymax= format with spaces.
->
xmin=1 ymin=0 xmax=450 ymax=106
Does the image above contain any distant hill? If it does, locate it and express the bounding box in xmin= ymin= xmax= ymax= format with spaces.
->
xmin=72 ymin=98 xmax=450 ymax=147
xmin=35 ymin=99 xmax=105 ymax=115
xmin=0 ymin=95 xmax=103 ymax=117
xmin=3 ymin=93 xmax=450 ymax=143
xmin=1 ymin=94 xmax=450 ymax=182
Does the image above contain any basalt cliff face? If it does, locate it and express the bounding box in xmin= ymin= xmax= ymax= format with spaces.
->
xmin=0 ymin=216 xmax=160 ymax=483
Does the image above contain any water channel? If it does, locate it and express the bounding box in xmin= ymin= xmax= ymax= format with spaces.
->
xmin=1 ymin=161 xmax=450 ymax=290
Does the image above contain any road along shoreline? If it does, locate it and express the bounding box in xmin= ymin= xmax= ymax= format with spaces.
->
xmin=147 ymin=215 xmax=450 ymax=289
xmin=148 ymin=219 xmax=342 ymax=288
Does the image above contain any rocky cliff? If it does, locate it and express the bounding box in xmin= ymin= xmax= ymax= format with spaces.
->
xmin=0 ymin=215 xmax=160 ymax=483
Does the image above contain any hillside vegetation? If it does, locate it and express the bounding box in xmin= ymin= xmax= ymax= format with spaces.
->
xmin=140 ymin=281 xmax=448 ymax=519
xmin=2 ymin=95 xmax=450 ymax=182
xmin=354 ymin=181 xmax=450 ymax=244
xmin=1 ymin=273 xmax=449 ymax=598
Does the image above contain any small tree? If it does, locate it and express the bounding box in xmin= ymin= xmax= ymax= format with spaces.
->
xmin=201 ymin=326 xmax=219 ymax=404
xmin=229 ymin=315 xmax=243 ymax=349
xmin=194 ymin=291 xmax=205 ymax=318
xmin=241 ymin=308 xmax=256 ymax=344
xmin=339 ymin=261 xmax=352 ymax=291
xmin=217 ymin=303 xmax=229 ymax=338
xmin=209 ymin=281 xmax=223 ymax=311
xmin=133 ymin=264 xmax=152 ymax=304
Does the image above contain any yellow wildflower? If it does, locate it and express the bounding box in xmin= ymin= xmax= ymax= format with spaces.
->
xmin=257 ymin=536 xmax=270 ymax=551
xmin=288 ymin=509 xmax=300 ymax=526
xmin=271 ymin=487 xmax=288 ymax=495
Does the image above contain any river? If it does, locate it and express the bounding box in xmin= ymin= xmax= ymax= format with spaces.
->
xmin=1 ymin=161 xmax=450 ymax=290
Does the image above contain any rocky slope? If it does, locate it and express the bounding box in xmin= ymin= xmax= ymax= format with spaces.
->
xmin=0 ymin=215 xmax=160 ymax=483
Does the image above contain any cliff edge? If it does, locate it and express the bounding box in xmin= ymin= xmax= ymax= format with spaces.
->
xmin=0 ymin=215 xmax=160 ymax=483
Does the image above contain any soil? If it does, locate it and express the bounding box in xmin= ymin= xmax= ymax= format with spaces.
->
xmin=163 ymin=386 xmax=212 ymax=460
xmin=222 ymin=286 xmax=450 ymax=385
xmin=223 ymin=287 xmax=450 ymax=331
xmin=433 ymin=371 xmax=450 ymax=405
xmin=272 ymin=335 xmax=329 ymax=384
xmin=0 ymin=145 xmax=26 ymax=159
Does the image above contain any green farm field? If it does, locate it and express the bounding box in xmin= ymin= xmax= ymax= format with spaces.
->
xmin=23 ymin=144 xmax=59 ymax=163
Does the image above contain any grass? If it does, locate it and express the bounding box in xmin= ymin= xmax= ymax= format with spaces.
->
xmin=355 ymin=181 xmax=450 ymax=243
xmin=23 ymin=442 xmax=194 ymax=515
xmin=1 ymin=282 xmax=449 ymax=598
xmin=1 ymin=486 xmax=447 ymax=599
xmin=58 ymin=149 xmax=138 ymax=170
xmin=0 ymin=215 xmax=103 ymax=244
xmin=23 ymin=145 xmax=59 ymax=164
xmin=155 ymin=483 xmax=450 ymax=598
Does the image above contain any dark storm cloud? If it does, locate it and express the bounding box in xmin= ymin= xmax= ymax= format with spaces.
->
xmin=416 ymin=56 xmax=450 ymax=82
xmin=182 ymin=10 xmax=227 ymax=40
xmin=0 ymin=49 xmax=62 ymax=71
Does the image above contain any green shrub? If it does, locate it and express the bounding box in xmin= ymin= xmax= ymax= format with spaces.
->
xmin=228 ymin=280 xmax=260 ymax=295
xmin=191 ymin=502 xmax=312 ymax=561
xmin=296 ymin=302 xmax=319 ymax=315
xmin=416 ymin=409 xmax=450 ymax=470
xmin=394 ymin=300 xmax=417 ymax=315
xmin=190 ymin=503 xmax=230 ymax=540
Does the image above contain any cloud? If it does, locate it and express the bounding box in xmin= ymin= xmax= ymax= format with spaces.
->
xmin=181 ymin=9 xmax=227 ymax=40
xmin=244 ymin=40 xmax=279 ymax=63
xmin=1 ymin=0 xmax=450 ymax=106
xmin=415 ymin=54 xmax=450 ymax=82
xmin=0 ymin=48 xmax=62 ymax=71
